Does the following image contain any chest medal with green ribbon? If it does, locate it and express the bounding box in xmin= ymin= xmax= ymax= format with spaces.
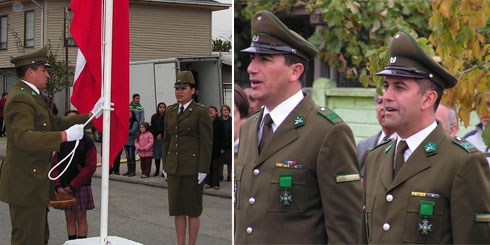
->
xmin=279 ymin=173 xmax=293 ymax=206
xmin=418 ymin=200 xmax=434 ymax=235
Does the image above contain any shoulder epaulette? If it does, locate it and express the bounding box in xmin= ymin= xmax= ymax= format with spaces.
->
xmin=452 ymin=136 xmax=479 ymax=154
xmin=372 ymin=138 xmax=394 ymax=153
xmin=247 ymin=109 xmax=261 ymax=119
xmin=199 ymin=103 xmax=206 ymax=108
xmin=317 ymin=107 xmax=343 ymax=124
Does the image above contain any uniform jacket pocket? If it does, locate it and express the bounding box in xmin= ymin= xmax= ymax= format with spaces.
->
xmin=267 ymin=167 xmax=306 ymax=212
xmin=402 ymin=195 xmax=447 ymax=243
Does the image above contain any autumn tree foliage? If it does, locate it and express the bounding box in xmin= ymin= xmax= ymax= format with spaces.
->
xmin=238 ymin=0 xmax=489 ymax=126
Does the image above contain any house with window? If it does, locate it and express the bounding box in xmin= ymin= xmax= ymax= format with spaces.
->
xmin=0 ymin=0 xmax=229 ymax=112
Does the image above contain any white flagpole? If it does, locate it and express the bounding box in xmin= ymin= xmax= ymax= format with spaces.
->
xmin=100 ymin=0 xmax=113 ymax=244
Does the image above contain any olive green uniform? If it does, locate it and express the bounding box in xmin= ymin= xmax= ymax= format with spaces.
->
xmin=0 ymin=81 xmax=88 ymax=244
xmin=163 ymin=100 xmax=212 ymax=216
xmin=235 ymin=94 xmax=362 ymax=244
xmin=362 ymin=124 xmax=490 ymax=243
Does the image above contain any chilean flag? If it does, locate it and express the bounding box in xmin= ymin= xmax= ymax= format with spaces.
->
xmin=70 ymin=0 xmax=129 ymax=167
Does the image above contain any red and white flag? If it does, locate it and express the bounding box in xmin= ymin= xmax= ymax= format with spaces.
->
xmin=70 ymin=0 xmax=129 ymax=167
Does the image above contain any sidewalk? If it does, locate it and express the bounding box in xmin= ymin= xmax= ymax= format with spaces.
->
xmin=0 ymin=134 xmax=232 ymax=199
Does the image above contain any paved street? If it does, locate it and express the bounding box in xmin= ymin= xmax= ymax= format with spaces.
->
xmin=0 ymin=136 xmax=232 ymax=244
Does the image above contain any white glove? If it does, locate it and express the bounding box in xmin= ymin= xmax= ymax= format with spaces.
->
xmin=65 ymin=124 xmax=84 ymax=141
xmin=162 ymin=170 xmax=168 ymax=180
xmin=197 ymin=172 xmax=207 ymax=184
xmin=91 ymin=97 xmax=104 ymax=119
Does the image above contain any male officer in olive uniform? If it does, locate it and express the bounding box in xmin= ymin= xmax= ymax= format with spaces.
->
xmin=0 ymin=47 xmax=104 ymax=245
xmin=162 ymin=71 xmax=212 ymax=245
xmin=361 ymin=31 xmax=490 ymax=243
xmin=235 ymin=10 xmax=362 ymax=244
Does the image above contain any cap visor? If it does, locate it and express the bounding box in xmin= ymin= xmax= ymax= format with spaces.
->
xmin=174 ymin=83 xmax=190 ymax=89
xmin=376 ymin=69 xmax=426 ymax=79
xmin=241 ymin=46 xmax=289 ymax=55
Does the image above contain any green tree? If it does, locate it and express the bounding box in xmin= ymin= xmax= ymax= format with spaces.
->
xmin=212 ymin=38 xmax=232 ymax=52
xmin=45 ymin=41 xmax=73 ymax=97
xmin=6 ymin=25 xmax=73 ymax=98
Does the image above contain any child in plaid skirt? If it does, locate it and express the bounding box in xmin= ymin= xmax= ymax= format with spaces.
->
xmin=53 ymin=110 xmax=97 ymax=240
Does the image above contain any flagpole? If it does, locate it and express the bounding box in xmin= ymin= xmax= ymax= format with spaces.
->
xmin=100 ymin=0 xmax=113 ymax=244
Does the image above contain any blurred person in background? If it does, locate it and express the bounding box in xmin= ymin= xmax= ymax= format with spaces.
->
xmin=220 ymin=104 xmax=232 ymax=181
xmin=151 ymin=102 xmax=166 ymax=177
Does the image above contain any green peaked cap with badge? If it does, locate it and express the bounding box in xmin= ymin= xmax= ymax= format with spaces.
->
xmin=376 ymin=30 xmax=457 ymax=89
xmin=241 ymin=10 xmax=319 ymax=61
xmin=174 ymin=71 xmax=195 ymax=89
xmin=10 ymin=46 xmax=51 ymax=68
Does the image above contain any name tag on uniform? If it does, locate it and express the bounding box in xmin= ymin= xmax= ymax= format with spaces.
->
xmin=335 ymin=173 xmax=360 ymax=183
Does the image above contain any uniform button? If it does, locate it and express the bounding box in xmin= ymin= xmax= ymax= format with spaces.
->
xmin=249 ymin=197 xmax=256 ymax=205
xmin=386 ymin=194 xmax=393 ymax=202
xmin=176 ymin=144 xmax=178 ymax=147
xmin=246 ymin=226 xmax=253 ymax=234
xmin=253 ymin=169 xmax=260 ymax=176
xmin=192 ymin=154 xmax=196 ymax=157
xmin=176 ymin=135 xmax=178 ymax=138
xmin=33 ymin=169 xmax=37 ymax=173
xmin=383 ymin=223 xmax=390 ymax=231
xmin=176 ymin=152 xmax=178 ymax=155
xmin=43 ymin=123 xmax=46 ymax=126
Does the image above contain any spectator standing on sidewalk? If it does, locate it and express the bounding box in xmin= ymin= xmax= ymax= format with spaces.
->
xmin=123 ymin=110 xmax=138 ymax=177
xmin=130 ymin=93 xmax=145 ymax=125
xmin=220 ymin=104 xmax=232 ymax=181
xmin=53 ymin=110 xmax=97 ymax=240
xmin=135 ymin=122 xmax=154 ymax=178
xmin=205 ymin=106 xmax=225 ymax=190
xmin=151 ymin=102 xmax=166 ymax=177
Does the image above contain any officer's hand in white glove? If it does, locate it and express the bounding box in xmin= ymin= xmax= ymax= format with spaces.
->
xmin=162 ymin=170 xmax=168 ymax=180
xmin=197 ymin=172 xmax=207 ymax=184
xmin=65 ymin=124 xmax=84 ymax=141
xmin=91 ymin=97 xmax=104 ymax=119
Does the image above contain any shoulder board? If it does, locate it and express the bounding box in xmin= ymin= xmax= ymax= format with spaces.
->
xmin=247 ymin=109 xmax=261 ymax=119
xmin=452 ymin=136 xmax=479 ymax=154
xmin=170 ymin=103 xmax=178 ymax=110
xmin=371 ymin=138 xmax=394 ymax=152
xmin=317 ymin=107 xmax=343 ymax=124
xmin=17 ymin=88 xmax=26 ymax=95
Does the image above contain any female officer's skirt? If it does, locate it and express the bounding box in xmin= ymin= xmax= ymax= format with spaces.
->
xmin=167 ymin=174 xmax=204 ymax=217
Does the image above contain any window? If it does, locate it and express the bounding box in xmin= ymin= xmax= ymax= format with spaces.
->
xmin=0 ymin=16 xmax=7 ymax=50
xmin=66 ymin=9 xmax=76 ymax=46
xmin=24 ymin=10 xmax=34 ymax=48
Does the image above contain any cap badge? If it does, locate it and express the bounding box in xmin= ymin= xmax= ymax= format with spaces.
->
xmin=395 ymin=34 xmax=400 ymax=39
xmin=390 ymin=56 xmax=397 ymax=64
xmin=252 ymin=34 xmax=260 ymax=42
xmin=257 ymin=16 xmax=262 ymax=21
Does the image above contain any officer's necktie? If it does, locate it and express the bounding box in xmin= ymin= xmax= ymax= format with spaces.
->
xmin=178 ymin=106 xmax=184 ymax=120
xmin=394 ymin=140 xmax=408 ymax=178
xmin=382 ymin=135 xmax=390 ymax=142
xmin=258 ymin=114 xmax=273 ymax=154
